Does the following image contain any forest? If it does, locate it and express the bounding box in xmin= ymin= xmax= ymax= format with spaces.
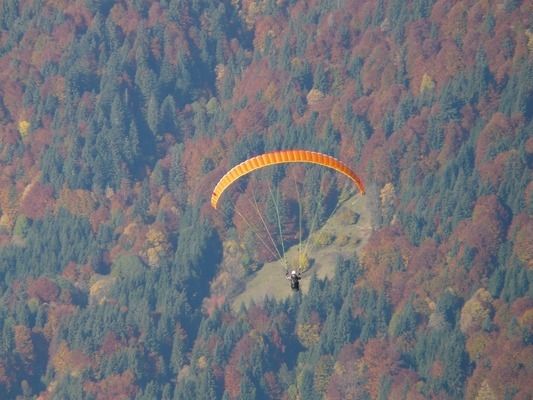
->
xmin=0 ymin=0 xmax=531 ymax=398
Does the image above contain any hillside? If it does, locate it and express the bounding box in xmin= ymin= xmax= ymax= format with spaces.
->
xmin=0 ymin=0 xmax=531 ymax=399
xmin=233 ymin=193 xmax=371 ymax=308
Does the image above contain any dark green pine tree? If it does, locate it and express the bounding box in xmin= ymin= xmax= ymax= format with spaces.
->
xmin=239 ymin=374 xmax=257 ymax=400
xmin=334 ymin=301 xmax=354 ymax=352
xmin=137 ymin=381 xmax=159 ymax=400
xmin=298 ymin=368 xmax=317 ymax=400
xmin=170 ymin=329 xmax=186 ymax=374
xmin=134 ymin=179 xmax=151 ymax=223
xmin=441 ymin=330 xmax=469 ymax=398
xmin=318 ymin=307 xmax=336 ymax=355
xmin=160 ymin=95 xmax=178 ymax=137
xmin=161 ymin=384 xmax=173 ymax=400
xmin=173 ymin=379 xmax=196 ymax=400
xmin=197 ymin=367 xmax=217 ymax=400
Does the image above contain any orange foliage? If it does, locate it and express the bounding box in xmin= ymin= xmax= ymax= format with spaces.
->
xmin=43 ymin=304 xmax=77 ymax=340
xmin=52 ymin=341 xmax=90 ymax=377
xmin=460 ymin=288 xmax=494 ymax=335
xmin=56 ymin=188 xmax=96 ymax=217
xmin=144 ymin=225 xmax=169 ymax=267
xmin=362 ymin=227 xmax=412 ymax=296
xmin=181 ymin=137 xmax=215 ymax=194
xmin=363 ymin=338 xmax=400 ymax=398
xmin=224 ymin=333 xmax=263 ymax=399
xmin=253 ymin=15 xmax=284 ymax=53
xmin=14 ymin=325 xmax=34 ymax=369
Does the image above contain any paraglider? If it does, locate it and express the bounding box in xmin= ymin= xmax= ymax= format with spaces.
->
xmin=286 ymin=270 xmax=302 ymax=291
xmin=211 ymin=150 xmax=365 ymax=209
xmin=211 ymin=150 xmax=365 ymax=291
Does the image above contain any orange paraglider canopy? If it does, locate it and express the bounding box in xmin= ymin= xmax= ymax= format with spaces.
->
xmin=211 ymin=150 xmax=365 ymax=209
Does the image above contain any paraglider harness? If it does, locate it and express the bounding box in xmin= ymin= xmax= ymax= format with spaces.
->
xmin=286 ymin=270 xmax=302 ymax=291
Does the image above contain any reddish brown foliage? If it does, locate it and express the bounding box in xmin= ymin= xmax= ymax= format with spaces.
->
xmin=84 ymin=370 xmax=138 ymax=400
xmin=254 ymin=15 xmax=285 ymax=52
xmin=110 ymin=3 xmax=140 ymax=36
xmin=363 ymin=338 xmax=400 ymax=398
xmin=62 ymin=262 xmax=79 ymax=283
xmin=203 ymin=294 xmax=226 ymax=317
xmin=263 ymin=371 xmax=282 ymax=399
xmin=248 ymin=305 xmax=271 ymax=333
xmin=0 ymin=360 xmax=14 ymax=393
xmin=27 ymin=277 xmax=60 ymax=304
xmin=232 ymin=60 xmax=282 ymax=109
xmin=224 ymin=354 xmax=242 ymax=399
xmin=100 ymin=332 xmax=122 ymax=355
xmin=232 ymin=99 xmax=267 ymax=136
xmin=224 ymin=334 xmax=262 ymax=399
xmin=451 ymin=195 xmax=510 ymax=282
xmin=147 ymin=3 xmax=164 ymax=27
xmin=476 ymin=113 xmax=516 ymax=184
xmin=19 ymin=182 xmax=54 ymax=220
xmin=57 ymin=188 xmax=96 ymax=217
xmin=90 ymin=206 xmax=111 ymax=233
xmin=508 ymin=213 xmax=533 ymax=269
xmin=325 ymin=342 xmax=367 ymax=400
xmin=43 ymin=304 xmax=77 ymax=340
xmin=362 ymin=227 xmax=412 ymax=297
xmin=1 ymin=80 xmax=24 ymax=118
xmin=483 ymin=337 xmax=533 ymax=399
xmin=438 ymin=121 xmax=468 ymax=166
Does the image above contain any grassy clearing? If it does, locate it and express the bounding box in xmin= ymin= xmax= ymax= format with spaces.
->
xmin=231 ymin=194 xmax=372 ymax=309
